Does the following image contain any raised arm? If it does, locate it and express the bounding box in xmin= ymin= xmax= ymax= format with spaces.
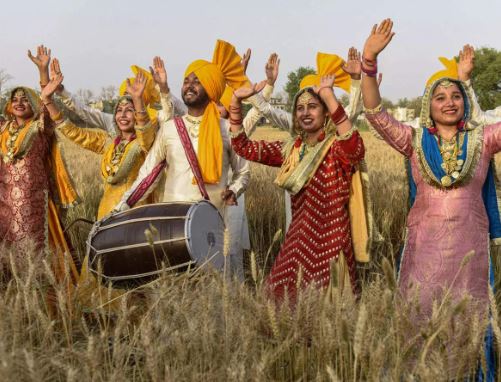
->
xmin=361 ymin=19 xmax=414 ymax=156
xmin=342 ymin=47 xmax=363 ymax=122
xmin=28 ymin=45 xmax=51 ymax=89
xmin=150 ymin=56 xmax=175 ymax=123
xmin=229 ymin=83 xmax=285 ymax=167
xmin=49 ymin=59 xmax=115 ymax=134
xmin=315 ymin=75 xmax=365 ymax=164
xmin=244 ymin=53 xmax=280 ymax=136
xmin=41 ymin=59 xmax=108 ymax=152
xmin=246 ymin=56 xmax=291 ymax=132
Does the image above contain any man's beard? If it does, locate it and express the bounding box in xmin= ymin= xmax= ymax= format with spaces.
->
xmin=182 ymin=89 xmax=210 ymax=108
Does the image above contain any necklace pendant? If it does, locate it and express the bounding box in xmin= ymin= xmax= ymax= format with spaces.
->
xmin=451 ymin=171 xmax=460 ymax=179
xmin=441 ymin=175 xmax=453 ymax=187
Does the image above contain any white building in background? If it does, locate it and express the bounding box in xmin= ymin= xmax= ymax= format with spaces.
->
xmin=388 ymin=107 xmax=415 ymax=122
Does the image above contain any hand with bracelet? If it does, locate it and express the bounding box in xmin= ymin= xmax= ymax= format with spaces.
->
xmin=361 ymin=18 xmax=395 ymax=110
xmin=313 ymin=75 xmax=352 ymax=135
xmin=125 ymin=71 xmax=149 ymax=126
xmin=362 ymin=19 xmax=395 ymax=77
xmin=229 ymin=81 xmax=268 ymax=132
xmin=40 ymin=58 xmax=65 ymax=123
xmin=28 ymin=45 xmax=51 ymax=89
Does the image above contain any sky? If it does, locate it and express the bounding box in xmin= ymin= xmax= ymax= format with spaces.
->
xmin=1 ymin=0 xmax=500 ymax=102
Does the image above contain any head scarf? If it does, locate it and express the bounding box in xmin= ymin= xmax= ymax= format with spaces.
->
xmin=4 ymin=87 xmax=42 ymax=120
xmin=4 ymin=87 xmax=79 ymax=207
xmin=184 ymin=40 xmax=249 ymax=183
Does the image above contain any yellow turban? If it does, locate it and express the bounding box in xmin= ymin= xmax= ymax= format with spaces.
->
xmin=426 ymin=57 xmax=459 ymax=87
xmin=299 ymin=53 xmax=352 ymax=93
xmin=119 ymin=65 xmax=160 ymax=121
xmin=184 ymin=40 xmax=249 ymax=184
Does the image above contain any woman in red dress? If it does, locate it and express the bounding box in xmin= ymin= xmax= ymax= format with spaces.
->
xmin=228 ymin=76 xmax=366 ymax=300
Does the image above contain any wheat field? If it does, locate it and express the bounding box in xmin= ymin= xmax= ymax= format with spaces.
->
xmin=0 ymin=128 xmax=499 ymax=381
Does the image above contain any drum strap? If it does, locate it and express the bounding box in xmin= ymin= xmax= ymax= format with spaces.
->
xmin=126 ymin=159 xmax=167 ymax=207
xmin=173 ymin=117 xmax=210 ymax=201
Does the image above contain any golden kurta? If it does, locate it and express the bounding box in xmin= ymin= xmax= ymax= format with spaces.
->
xmin=56 ymin=119 xmax=156 ymax=218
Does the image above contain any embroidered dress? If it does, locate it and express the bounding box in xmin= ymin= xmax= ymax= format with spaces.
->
xmin=0 ymin=119 xmax=51 ymax=248
xmin=231 ymin=126 xmax=365 ymax=299
xmin=365 ymin=79 xmax=501 ymax=317
xmin=0 ymin=87 xmax=79 ymax=284
xmin=56 ymin=119 xmax=156 ymax=219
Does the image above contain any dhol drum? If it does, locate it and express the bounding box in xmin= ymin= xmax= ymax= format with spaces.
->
xmin=86 ymin=201 xmax=225 ymax=287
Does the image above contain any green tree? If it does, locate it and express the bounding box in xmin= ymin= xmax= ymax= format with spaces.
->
xmin=284 ymin=66 xmax=315 ymax=110
xmin=470 ymin=47 xmax=501 ymax=110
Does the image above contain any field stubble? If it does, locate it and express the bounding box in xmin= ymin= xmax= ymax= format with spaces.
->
xmin=0 ymin=127 xmax=498 ymax=381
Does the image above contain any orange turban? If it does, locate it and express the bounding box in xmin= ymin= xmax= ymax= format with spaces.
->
xmin=184 ymin=40 xmax=249 ymax=184
xmin=299 ymin=52 xmax=351 ymax=93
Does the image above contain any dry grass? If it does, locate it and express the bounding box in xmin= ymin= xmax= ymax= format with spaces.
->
xmin=0 ymin=126 xmax=499 ymax=381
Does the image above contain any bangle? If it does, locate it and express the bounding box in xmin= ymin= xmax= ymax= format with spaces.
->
xmin=331 ymin=105 xmax=347 ymax=125
xmin=317 ymin=86 xmax=333 ymax=97
xmin=43 ymin=100 xmax=53 ymax=106
xmin=50 ymin=111 xmax=63 ymax=122
xmin=362 ymin=56 xmax=377 ymax=66
xmin=361 ymin=63 xmax=378 ymax=78
xmin=40 ymin=81 xmax=48 ymax=89
xmin=229 ymin=117 xmax=243 ymax=126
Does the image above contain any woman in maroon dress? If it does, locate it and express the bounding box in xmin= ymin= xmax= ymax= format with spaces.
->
xmin=228 ymin=76 xmax=365 ymax=300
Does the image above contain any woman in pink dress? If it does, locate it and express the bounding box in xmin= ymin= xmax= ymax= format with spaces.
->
xmin=361 ymin=19 xmax=501 ymax=321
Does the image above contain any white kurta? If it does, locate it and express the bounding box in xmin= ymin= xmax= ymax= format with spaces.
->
xmin=56 ymin=88 xmax=187 ymax=135
xmin=117 ymin=114 xmax=250 ymax=278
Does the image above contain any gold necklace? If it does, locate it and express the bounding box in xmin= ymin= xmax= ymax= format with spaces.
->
xmin=3 ymin=121 xmax=24 ymax=164
xmin=105 ymin=139 xmax=129 ymax=182
xmin=185 ymin=115 xmax=202 ymax=138
xmin=437 ymin=132 xmax=465 ymax=187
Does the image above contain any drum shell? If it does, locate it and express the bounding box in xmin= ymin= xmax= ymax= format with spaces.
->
xmin=87 ymin=201 xmax=225 ymax=287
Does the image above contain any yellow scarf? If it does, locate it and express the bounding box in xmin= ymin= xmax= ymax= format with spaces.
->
xmin=299 ymin=52 xmax=352 ymax=93
xmin=184 ymin=40 xmax=249 ymax=183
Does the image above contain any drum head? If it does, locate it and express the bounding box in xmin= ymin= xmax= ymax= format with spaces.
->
xmin=185 ymin=201 xmax=225 ymax=271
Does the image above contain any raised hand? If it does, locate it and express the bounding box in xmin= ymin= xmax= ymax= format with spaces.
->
xmin=363 ymin=18 xmax=395 ymax=61
xmin=28 ymin=45 xmax=51 ymax=70
xmin=265 ymin=53 xmax=280 ymax=86
xmin=233 ymin=81 xmax=267 ymax=101
xmin=149 ymin=56 xmax=169 ymax=93
xmin=314 ymin=74 xmax=336 ymax=97
xmin=342 ymin=47 xmax=361 ymax=80
xmin=241 ymin=49 xmax=251 ymax=74
xmin=126 ymin=71 xmax=147 ymax=100
xmin=41 ymin=71 xmax=64 ymax=100
xmin=458 ymin=44 xmax=475 ymax=82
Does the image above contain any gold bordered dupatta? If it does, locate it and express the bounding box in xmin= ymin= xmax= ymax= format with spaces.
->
xmin=274 ymin=133 xmax=374 ymax=263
